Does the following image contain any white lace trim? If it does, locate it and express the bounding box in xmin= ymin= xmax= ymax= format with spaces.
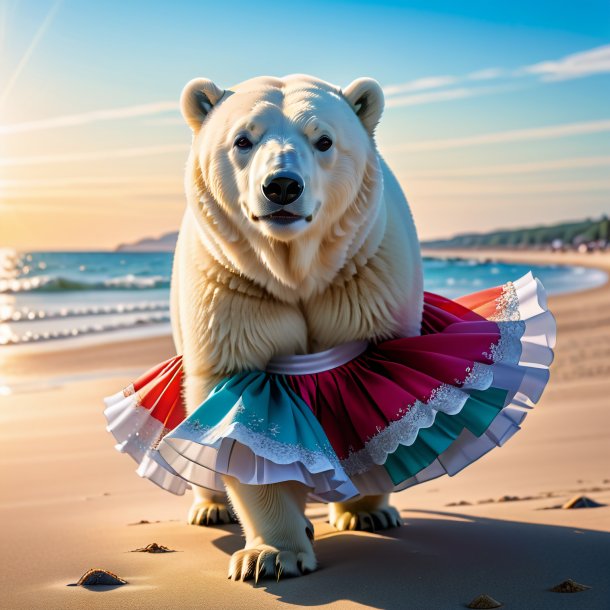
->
xmin=340 ymin=383 xmax=469 ymax=476
xmin=475 ymin=279 xmax=525 ymax=365
xmin=490 ymin=281 xmax=520 ymax=322
xmin=459 ymin=361 xmax=493 ymax=390
xmin=176 ymin=417 xmax=343 ymax=472
xmin=487 ymin=320 xmax=525 ymax=364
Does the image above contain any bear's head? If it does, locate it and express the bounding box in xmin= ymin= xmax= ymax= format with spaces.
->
xmin=181 ymin=74 xmax=385 ymax=296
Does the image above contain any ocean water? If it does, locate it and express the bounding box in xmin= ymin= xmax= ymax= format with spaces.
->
xmin=0 ymin=249 xmax=606 ymax=348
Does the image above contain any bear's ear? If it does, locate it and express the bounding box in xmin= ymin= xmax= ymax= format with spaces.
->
xmin=180 ymin=78 xmax=226 ymax=132
xmin=343 ymin=78 xmax=384 ymax=135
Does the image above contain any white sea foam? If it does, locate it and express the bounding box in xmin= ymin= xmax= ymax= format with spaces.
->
xmin=0 ymin=274 xmax=171 ymax=294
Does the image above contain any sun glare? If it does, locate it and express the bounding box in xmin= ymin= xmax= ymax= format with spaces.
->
xmin=0 ymin=0 xmax=63 ymax=111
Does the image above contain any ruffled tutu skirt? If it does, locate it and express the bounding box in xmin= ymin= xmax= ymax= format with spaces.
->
xmin=104 ymin=272 xmax=556 ymax=502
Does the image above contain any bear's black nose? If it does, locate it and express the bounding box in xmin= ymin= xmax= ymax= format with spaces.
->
xmin=262 ymin=175 xmax=303 ymax=205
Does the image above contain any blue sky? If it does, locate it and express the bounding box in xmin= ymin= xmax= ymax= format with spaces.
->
xmin=1 ymin=0 xmax=609 ymax=249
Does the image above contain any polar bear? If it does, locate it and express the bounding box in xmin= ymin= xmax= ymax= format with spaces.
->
xmin=171 ymin=74 xmax=423 ymax=580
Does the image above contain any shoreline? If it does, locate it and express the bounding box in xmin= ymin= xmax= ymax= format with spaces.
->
xmin=422 ymin=247 xmax=610 ymax=291
xmin=422 ymin=246 xmax=610 ymax=268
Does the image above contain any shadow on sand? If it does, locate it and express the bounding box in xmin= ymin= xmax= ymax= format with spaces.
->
xmin=212 ymin=509 xmax=610 ymax=609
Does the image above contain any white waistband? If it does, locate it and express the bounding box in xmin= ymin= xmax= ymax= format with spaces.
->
xmin=265 ymin=340 xmax=369 ymax=375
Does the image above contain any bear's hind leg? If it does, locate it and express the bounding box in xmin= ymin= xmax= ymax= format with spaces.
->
xmin=182 ymin=371 xmax=237 ymax=526
xmin=188 ymin=485 xmax=237 ymax=526
xmin=223 ymin=477 xmax=316 ymax=581
xmin=329 ymin=494 xmax=402 ymax=531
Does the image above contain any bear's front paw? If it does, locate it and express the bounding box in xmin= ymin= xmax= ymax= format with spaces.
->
xmin=188 ymin=500 xmax=237 ymax=526
xmin=228 ymin=544 xmax=317 ymax=582
xmin=331 ymin=506 xmax=402 ymax=532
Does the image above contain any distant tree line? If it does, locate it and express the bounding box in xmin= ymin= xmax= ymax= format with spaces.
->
xmin=422 ymin=216 xmax=609 ymax=251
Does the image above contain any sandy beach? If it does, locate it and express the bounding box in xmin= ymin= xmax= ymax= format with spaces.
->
xmin=1 ymin=250 xmax=609 ymax=610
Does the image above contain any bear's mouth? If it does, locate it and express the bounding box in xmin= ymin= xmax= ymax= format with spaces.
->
xmin=254 ymin=211 xmax=313 ymax=225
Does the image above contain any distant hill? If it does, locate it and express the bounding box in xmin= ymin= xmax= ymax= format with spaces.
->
xmin=422 ymin=216 xmax=609 ymax=250
xmin=116 ymin=216 xmax=609 ymax=253
xmin=116 ymin=231 xmax=178 ymax=252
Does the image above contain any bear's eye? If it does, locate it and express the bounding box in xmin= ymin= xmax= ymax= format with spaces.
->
xmin=234 ymin=136 xmax=253 ymax=151
xmin=315 ymin=136 xmax=332 ymax=152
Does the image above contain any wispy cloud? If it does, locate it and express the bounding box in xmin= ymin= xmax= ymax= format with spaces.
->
xmin=0 ymin=174 xmax=180 ymax=188
xmin=410 ymin=179 xmax=610 ymax=196
xmin=0 ymin=101 xmax=179 ymax=135
xmin=383 ymin=68 xmax=506 ymax=99
xmin=466 ymin=68 xmax=505 ymax=81
xmin=142 ymin=116 xmax=186 ymax=126
xmin=0 ymin=174 xmax=183 ymax=206
xmin=385 ymin=87 xmax=476 ymax=108
xmin=0 ymin=199 xmax=177 ymax=213
xmin=387 ymin=119 xmax=610 ymax=152
xmin=382 ymin=44 xmax=610 ymax=110
xmin=0 ymin=0 xmax=62 ymax=110
xmin=407 ymin=156 xmax=610 ymax=177
xmin=385 ymin=83 xmax=520 ymax=108
xmin=0 ymin=143 xmax=188 ymax=167
xmin=383 ymin=76 xmax=458 ymax=96
xmin=1 ymin=185 xmax=183 ymax=200
xmin=521 ymin=44 xmax=610 ymax=81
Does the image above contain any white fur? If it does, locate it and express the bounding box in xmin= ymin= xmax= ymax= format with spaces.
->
xmin=171 ymin=74 xmax=423 ymax=579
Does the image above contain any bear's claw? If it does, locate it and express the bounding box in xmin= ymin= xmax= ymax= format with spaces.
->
xmin=331 ymin=506 xmax=402 ymax=532
xmin=188 ymin=501 xmax=237 ymax=526
xmin=228 ymin=545 xmax=317 ymax=582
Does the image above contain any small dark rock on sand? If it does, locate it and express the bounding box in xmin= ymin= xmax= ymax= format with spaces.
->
xmin=128 ymin=519 xmax=163 ymax=525
xmin=550 ymin=579 xmax=591 ymax=593
xmin=497 ymin=495 xmax=521 ymax=502
xmin=562 ymin=495 xmax=605 ymax=509
xmin=131 ymin=542 xmax=175 ymax=553
xmin=73 ymin=568 xmax=127 ymax=586
xmin=466 ymin=593 xmax=503 ymax=608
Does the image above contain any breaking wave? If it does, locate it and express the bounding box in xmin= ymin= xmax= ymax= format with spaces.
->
xmin=0 ymin=274 xmax=171 ymax=294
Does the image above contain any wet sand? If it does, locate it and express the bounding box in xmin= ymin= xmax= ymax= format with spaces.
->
xmin=1 ymin=250 xmax=609 ymax=609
